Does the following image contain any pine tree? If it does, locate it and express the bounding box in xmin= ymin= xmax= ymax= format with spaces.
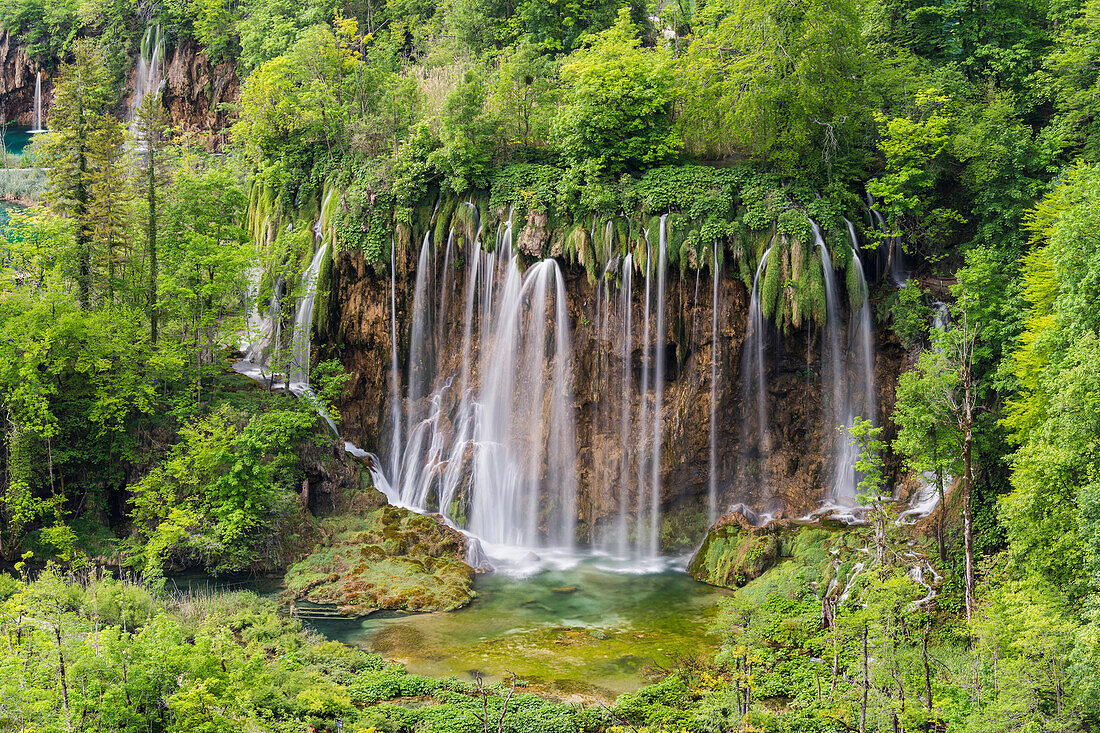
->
xmin=84 ymin=114 xmax=132 ymax=304
xmin=134 ymin=91 xmax=172 ymax=343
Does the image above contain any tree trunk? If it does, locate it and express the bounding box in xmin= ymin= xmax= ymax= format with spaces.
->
xmin=860 ymin=623 xmax=868 ymax=733
xmin=963 ymin=423 xmax=975 ymax=620
xmin=147 ymin=151 xmax=158 ymax=344
xmin=56 ymin=626 xmax=72 ymax=732
xmin=77 ymin=145 xmax=90 ymax=309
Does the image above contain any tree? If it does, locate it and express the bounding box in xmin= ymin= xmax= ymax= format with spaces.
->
xmin=83 ymin=112 xmax=132 ymax=304
xmin=491 ymin=44 xmax=558 ymax=154
xmin=429 ymin=69 xmax=499 ymax=194
xmin=133 ymin=91 xmax=173 ymax=344
xmin=553 ymin=9 xmax=679 ymax=175
xmin=678 ymin=0 xmax=867 ymax=172
xmin=892 ymin=293 xmax=982 ymax=617
xmin=40 ymin=39 xmax=114 ymax=309
xmin=161 ymin=168 xmax=249 ymax=406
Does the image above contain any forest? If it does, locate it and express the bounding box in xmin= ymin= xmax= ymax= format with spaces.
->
xmin=0 ymin=0 xmax=1099 ymax=729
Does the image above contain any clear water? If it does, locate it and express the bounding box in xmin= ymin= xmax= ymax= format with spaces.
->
xmin=3 ymin=126 xmax=37 ymax=156
xmin=304 ymin=559 xmax=731 ymax=702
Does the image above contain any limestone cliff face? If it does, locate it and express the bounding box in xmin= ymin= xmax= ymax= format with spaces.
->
xmin=0 ymin=31 xmax=41 ymax=125
xmin=318 ymin=230 xmax=907 ymax=541
xmin=146 ymin=37 xmax=238 ymax=147
xmin=0 ymin=32 xmax=236 ymax=144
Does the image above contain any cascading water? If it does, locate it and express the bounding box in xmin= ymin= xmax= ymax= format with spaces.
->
xmin=615 ymin=253 xmax=634 ymax=557
xmin=130 ymin=25 xmax=165 ymax=144
xmin=865 ymin=192 xmax=910 ymax=285
xmin=741 ymin=247 xmax=772 ymax=465
xmin=846 ymin=220 xmax=877 ymax=427
xmin=898 ymin=301 xmax=950 ymax=523
xmin=707 ymin=244 xmax=721 ymax=523
xmin=647 ymin=215 xmax=668 ymax=557
xmin=387 ymin=238 xmax=402 ymax=482
xmin=288 ymin=243 xmax=328 ymax=389
xmin=814 ymin=222 xmax=877 ymax=510
xmin=30 ymin=71 xmax=44 ymax=132
xmin=375 ymin=223 xmax=579 ymax=572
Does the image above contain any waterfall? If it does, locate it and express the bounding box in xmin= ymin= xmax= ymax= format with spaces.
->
xmin=814 ymin=223 xmax=857 ymax=505
xmin=288 ymin=243 xmax=328 ymax=389
xmin=898 ymin=301 xmax=950 ymax=523
xmin=814 ymin=222 xmax=877 ymax=510
xmin=707 ymin=244 xmax=721 ymax=523
xmin=865 ymin=192 xmax=910 ymax=286
xmin=30 ymin=72 xmax=43 ymax=132
xmin=375 ymin=224 xmax=578 ymax=571
xmin=647 ymin=214 xmax=668 ymax=557
xmin=591 ymin=257 xmax=616 ymax=546
xmin=388 ymin=238 xmax=402 ymax=482
xmin=741 ymin=247 xmax=772 ymax=468
xmin=846 ymin=220 xmax=877 ymax=427
xmin=129 ymin=25 xmax=165 ymax=144
xmin=236 ymin=267 xmax=282 ymax=382
xmin=616 ymin=254 xmax=634 ymax=558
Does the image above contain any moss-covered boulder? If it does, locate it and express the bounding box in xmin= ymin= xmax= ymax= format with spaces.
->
xmin=688 ymin=512 xmax=780 ymax=589
xmin=285 ymin=506 xmax=475 ymax=616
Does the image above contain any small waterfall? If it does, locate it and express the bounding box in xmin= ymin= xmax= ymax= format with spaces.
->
xmin=865 ymin=192 xmax=910 ymax=285
xmin=647 ymin=214 xmax=669 ymax=557
xmin=30 ymin=72 xmax=44 ymax=132
xmin=129 ymin=25 xmax=165 ymax=143
xmin=591 ymin=257 xmax=616 ymax=545
xmin=387 ymin=238 xmax=402 ymax=481
xmin=615 ymin=254 xmax=634 ymax=558
xmin=815 ymin=222 xmax=877 ymax=510
xmin=814 ymin=223 xmax=857 ymax=505
xmin=707 ymin=244 xmax=721 ymax=523
xmin=288 ymin=243 xmax=328 ymax=389
xmin=237 ymin=268 xmax=282 ymax=381
xmin=846 ymin=220 xmax=877 ymax=427
xmin=741 ymin=247 xmax=772 ymax=465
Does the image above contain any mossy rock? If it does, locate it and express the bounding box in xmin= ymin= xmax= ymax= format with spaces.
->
xmin=688 ymin=524 xmax=779 ymax=589
xmin=285 ymin=506 xmax=474 ymax=616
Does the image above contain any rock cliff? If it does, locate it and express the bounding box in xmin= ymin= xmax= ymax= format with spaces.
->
xmin=317 ymin=221 xmax=907 ymax=546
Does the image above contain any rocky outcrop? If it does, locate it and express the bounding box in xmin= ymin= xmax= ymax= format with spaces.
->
xmin=0 ymin=32 xmax=236 ymax=144
xmin=688 ymin=510 xmax=781 ymax=588
xmin=154 ymin=37 xmax=238 ymax=147
xmin=285 ymin=504 xmax=475 ymax=616
xmin=0 ymin=31 xmax=42 ymax=125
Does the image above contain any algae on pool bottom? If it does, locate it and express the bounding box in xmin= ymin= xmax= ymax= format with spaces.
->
xmin=304 ymin=558 xmax=730 ymax=703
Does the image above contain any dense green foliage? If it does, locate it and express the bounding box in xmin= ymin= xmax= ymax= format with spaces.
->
xmin=0 ymin=571 xmax=605 ymax=732
xmin=2 ymin=0 xmax=1100 ymax=729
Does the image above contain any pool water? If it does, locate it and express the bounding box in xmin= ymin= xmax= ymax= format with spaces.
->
xmin=3 ymin=125 xmax=39 ymax=156
xmin=305 ymin=558 xmax=731 ymax=703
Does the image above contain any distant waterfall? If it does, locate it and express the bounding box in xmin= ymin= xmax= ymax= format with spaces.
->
xmin=129 ymin=25 xmax=165 ymax=144
xmin=30 ymin=72 xmax=43 ymax=132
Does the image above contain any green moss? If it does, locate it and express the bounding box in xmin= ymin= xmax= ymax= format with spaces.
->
xmin=688 ymin=524 xmax=779 ymax=589
xmin=285 ymin=507 xmax=475 ymax=616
